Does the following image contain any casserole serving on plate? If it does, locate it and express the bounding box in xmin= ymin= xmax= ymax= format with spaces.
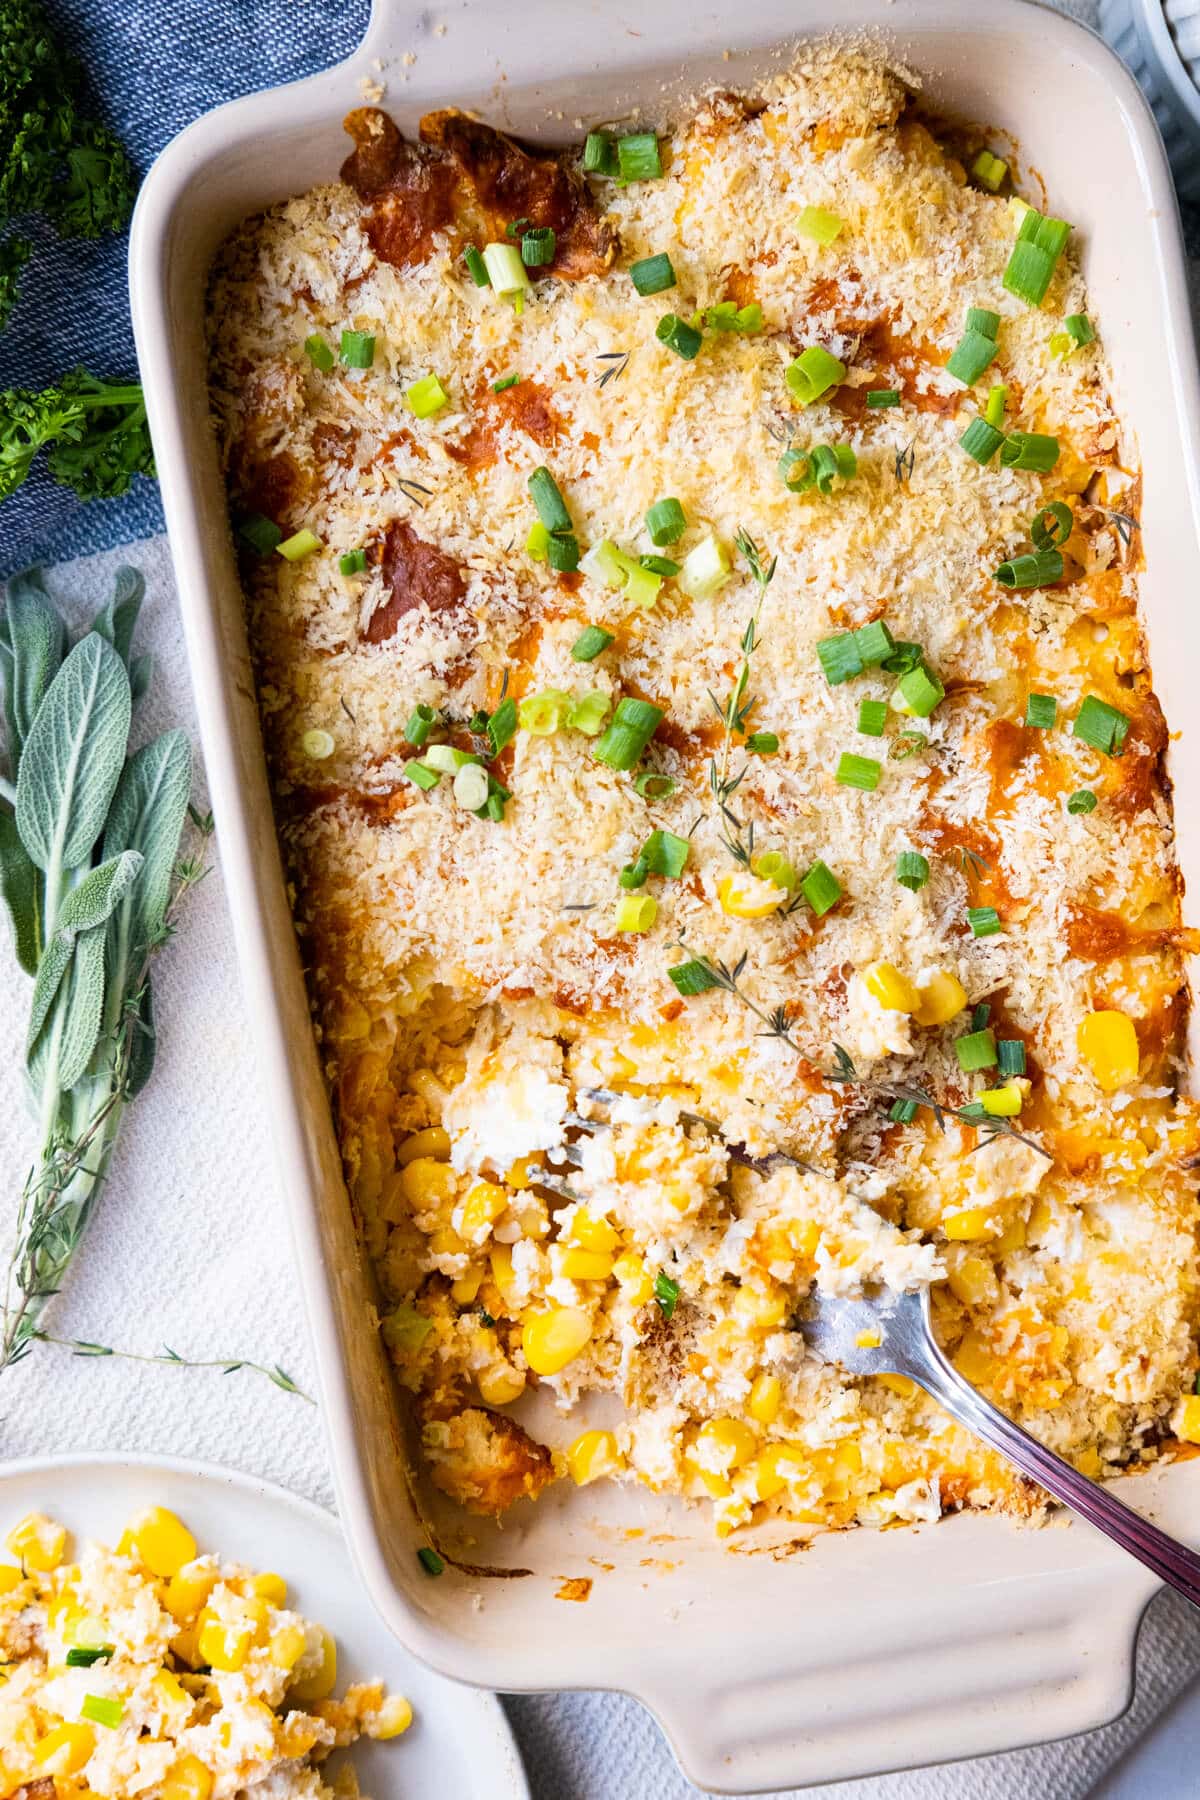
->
xmin=131 ymin=2 xmax=1200 ymax=1789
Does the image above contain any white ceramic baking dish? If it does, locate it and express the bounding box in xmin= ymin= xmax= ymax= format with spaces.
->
xmin=129 ymin=1 xmax=1200 ymax=1789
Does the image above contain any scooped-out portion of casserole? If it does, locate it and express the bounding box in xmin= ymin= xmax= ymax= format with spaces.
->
xmin=208 ymin=46 xmax=1200 ymax=1537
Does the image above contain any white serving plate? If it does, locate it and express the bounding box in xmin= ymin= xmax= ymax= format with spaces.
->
xmin=129 ymin=1 xmax=1200 ymax=1790
xmin=0 ymin=1455 xmax=526 ymax=1799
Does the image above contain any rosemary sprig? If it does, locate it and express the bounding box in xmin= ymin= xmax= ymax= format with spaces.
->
xmin=706 ymin=528 xmax=777 ymax=867
xmin=670 ymin=941 xmax=803 ymax=1053
xmin=33 ymin=1332 xmax=314 ymax=1402
xmin=595 ymin=351 xmax=630 ymax=389
xmin=827 ymin=1044 xmax=1050 ymax=1159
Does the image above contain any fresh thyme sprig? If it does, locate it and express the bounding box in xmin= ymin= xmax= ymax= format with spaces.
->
xmin=706 ymin=528 xmax=777 ymax=867
xmin=32 ymin=1332 xmax=314 ymax=1402
xmin=826 ymin=1043 xmax=1051 ymax=1159
xmin=595 ymin=351 xmax=630 ymax=389
xmin=670 ymin=941 xmax=803 ymax=1053
xmin=894 ymin=437 xmax=916 ymax=484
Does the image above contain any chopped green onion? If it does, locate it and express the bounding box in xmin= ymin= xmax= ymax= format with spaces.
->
xmin=581 ymin=539 xmax=628 ymax=588
xmin=1068 ymin=788 xmax=1097 ymax=814
xmin=594 ymin=697 xmax=663 ymax=770
xmin=417 ymin=1546 xmax=445 ymax=1576
xmin=571 ymin=625 xmax=614 ymax=662
xmin=966 ymin=307 xmax=1001 ymax=337
xmin=857 ymin=698 xmax=887 ymax=738
xmin=997 ymin=1038 xmax=1026 ymax=1077
xmin=492 ymin=372 xmax=520 ymax=393
xmin=1003 ymin=208 xmax=1071 ymax=305
xmin=639 ymin=554 xmax=680 ymax=577
xmin=676 ymin=533 xmax=731 ymax=599
xmin=619 ymin=857 xmax=648 ymax=889
xmin=946 ymin=323 xmax=998 ymax=387
xmin=794 ymin=204 xmax=844 ymax=245
xmin=635 ymin=770 xmax=677 ymax=800
xmin=528 ymin=466 xmax=572 ymax=534
xmin=453 ymin=762 xmax=490 ymax=810
xmin=82 ymin=1694 xmax=123 ymax=1729
xmin=754 ymin=850 xmax=796 ymax=890
xmin=1065 ymin=312 xmax=1095 ymax=346
xmin=487 ymin=695 xmax=518 ymax=756
xmin=646 ymin=497 xmax=686 ymax=545
xmin=1024 ymin=693 xmax=1057 ymax=729
xmin=867 ymin=388 xmax=901 ymax=408
xmin=808 ymin=444 xmax=857 ymax=494
xmin=615 ymin=893 xmax=658 ymax=932
xmin=547 ymin=533 xmax=581 ymax=573
xmin=895 ymin=850 xmax=930 ymax=891
xmin=425 ymin=744 xmax=479 ymax=774
xmin=583 ymin=131 xmax=619 ymax=176
xmin=882 ymin=640 xmax=924 ymax=676
xmin=656 ymin=312 xmax=703 ymax=359
xmin=836 ymin=752 xmax=881 ymax=791
xmin=463 ymin=244 xmax=490 ymax=286
xmin=482 ymin=241 xmax=531 ymax=306
xmin=1000 ymin=431 xmax=1059 ymax=473
xmin=340 ymin=329 xmax=376 ymax=368
xmin=617 ymin=132 xmax=662 ymax=181
xmin=669 ymin=957 xmax=722 ymax=995
xmin=817 ymin=633 xmax=863 ymax=687
xmin=956 ymin=1027 xmax=998 ymax=1071
xmin=746 ymin=731 xmax=779 ymax=754
xmin=623 ymin=562 xmax=662 ymax=607
xmin=971 ymin=1002 xmax=991 ymax=1031
xmin=66 ymin=1645 xmax=113 ymax=1667
xmin=994 ymin=548 xmax=1063 ymax=589
xmin=972 ymin=149 xmax=1008 ymax=191
xmin=405 ymin=703 xmax=437 ymax=748
xmin=304 ymin=333 xmax=334 ymax=372
xmin=889 ymin=1098 xmax=918 ymax=1123
xmin=967 ymin=905 xmax=1003 ymax=938
xmin=642 ymin=827 xmax=690 ymax=878
xmin=526 ymin=520 xmax=550 ymax=562
xmin=800 ymin=859 xmax=842 ymax=916
xmin=521 ymin=226 xmax=556 ymax=267
xmin=338 ymin=548 xmax=368 ymax=576
xmin=519 ymin=689 xmax=570 ymax=736
xmin=1073 ymin=694 xmax=1130 ymax=756
xmin=631 ymin=253 xmax=676 ymax=296
xmin=985 ymin=384 xmax=1007 ymax=428
xmin=786 ymin=344 xmax=847 ymax=406
xmin=238 ymin=514 xmax=282 ymax=555
xmin=276 ymin=528 xmax=322 ymax=562
xmin=854 ymin=620 xmax=895 ymax=666
xmin=653 ymin=1269 xmax=679 ymax=1318
xmin=567 ymin=691 xmax=610 ymax=737
xmin=959 ymin=415 xmax=1005 ymax=465
xmin=477 ymin=774 xmax=510 ymax=823
xmin=405 ymin=760 xmax=440 ymax=791
xmin=702 ymin=300 xmax=762 ymax=334
xmin=896 ymin=663 xmax=944 ymax=717
xmin=1031 ymin=500 xmax=1073 ymax=548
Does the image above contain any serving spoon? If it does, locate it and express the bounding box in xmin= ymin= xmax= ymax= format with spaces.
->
xmin=799 ymin=1285 xmax=1200 ymax=1606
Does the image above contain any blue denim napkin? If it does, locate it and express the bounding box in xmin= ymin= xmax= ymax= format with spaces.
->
xmin=0 ymin=0 xmax=370 ymax=575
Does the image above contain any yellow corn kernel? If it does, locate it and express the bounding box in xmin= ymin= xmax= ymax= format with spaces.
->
xmin=198 ymin=1611 xmax=252 ymax=1674
xmin=243 ymin=1596 xmax=271 ymax=1643
xmin=522 ymin=1307 xmax=592 ymax=1376
xmin=477 ymin=1364 xmax=526 ymax=1406
xmin=748 ymin=1373 xmax=782 ymax=1425
xmin=947 ymin=1253 xmax=995 ymax=1308
xmin=612 ymin=1252 xmax=653 ymax=1306
xmin=753 ymin=1445 xmax=808 ymax=1501
xmin=504 ymin=1156 xmax=541 ymax=1190
xmin=1076 ymin=1446 xmax=1102 ymax=1479
xmin=566 ymin=1429 xmax=625 ymax=1486
xmin=912 ymin=970 xmax=968 ymax=1028
xmin=994 ymin=1214 xmax=1026 ymax=1255
xmin=127 ymin=1507 xmax=197 ymax=1579
xmin=7 ymin=1511 xmax=67 ymax=1572
xmin=790 ymin=1219 xmax=821 ymax=1258
xmin=1077 ymin=1009 xmax=1140 ymax=1092
xmin=161 ymin=1755 xmax=214 ymax=1800
xmin=954 ymin=1328 xmax=992 ymax=1384
xmin=459 ymin=1180 xmax=508 ymax=1242
xmin=429 ymin=1225 xmax=467 ymax=1257
xmin=451 ymin=1268 xmax=484 ymax=1305
xmin=289 ymin=1625 xmax=337 ymax=1702
xmin=567 ymin=1210 xmax=620 ymax=1254
xmin=396 ymin=1126 xmax=451 ymax=1166
xmin=368 ymin=1694 xmax=414 ymax=1739
xmin=878 ymin=1372 xmax=917 ymax=1399
xmin=164 ymin=1559 xmax=217 ymax=1622
xmin=864 ymin=961 xmax=918 ymax=1013
xmin=733 ymin=1284 xmax=788 ymax=1329
xmin=0 ymin=1564 xmax=21 ymax=1596
xmin=854 ymin=1328 xmax=882 ymax=1348
xmin=981 ymin=1081 xmax=1023 ymax=1117
xmin=556 ymin=1247 xmax=615 ymax=1282
xmin=270 ymin=1624 xmax=308 ymax=1672
xmin=942 ymin=1206 xmax=996 ymax=1241
xmin=400 ymin=1157 xmax=458 ymax=1209
xmin=1177 ymin=1396 xmax=1200 ymax=1444
xmin=170 ymin=1621 xmax=203 ymax=1669
xmin=685 ymin=1454 xmax=731 ymax=1499
xmin=696 ymin=1417 xmax=757 ymax=1471
xmin=716 ymin=871 xmax=786 ymax=919
xmin=152 ymin=1669 xmax=189 ymax=1710
xmin=34 ymin=1723 xmax=95 ymax=1775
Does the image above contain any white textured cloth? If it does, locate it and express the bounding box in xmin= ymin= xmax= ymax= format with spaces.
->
xmin=4 ymin=540 xmax=1198 ymax=1800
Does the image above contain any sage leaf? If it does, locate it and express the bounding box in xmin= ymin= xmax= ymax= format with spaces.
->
xmin=16 ymin=634 xmax=131 ymax=875
xmin=129 ymin=653 xmax=153 ymax=705
xmin=55 ymin=851 xmax=144 ymax=937
xmin=124 ymin=978 xmax=156 ymax=1099
xmin=103 ymin=730 xmax=191 ymax=950
xmin=25 ymin=933 xmax=74 ymax=1058
xmin=51 ymin=924 xmax=108 ymax=1092
xmin=92 ymin=566 xmax=144 ymax=670
xmin=0 ymin=808 xmax=41 ymax=975
xmin=0 ymin=570 xmax=66 ymax=776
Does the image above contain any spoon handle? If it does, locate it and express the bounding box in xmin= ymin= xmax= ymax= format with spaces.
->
xmin=914 ymin=1292 xmax=1200 ymax=1607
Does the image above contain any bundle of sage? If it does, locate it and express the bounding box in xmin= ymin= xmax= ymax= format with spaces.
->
xmin=0 ymin=565 xmax=200 ymax=1372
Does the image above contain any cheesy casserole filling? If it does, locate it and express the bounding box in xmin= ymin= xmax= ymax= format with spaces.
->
xmin=209 ymin=48 xmax=1200 ymax=1538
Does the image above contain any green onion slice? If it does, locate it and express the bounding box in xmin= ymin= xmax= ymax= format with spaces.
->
xmin=994 ymin=548 xmax=1063 ymax=589
xmin=895 ymin=850 xmax=929 ymax=891
xmin=1068 ymin=788 xmax=1097 ymax=814
xmin=866 ymin=388 xmax=901 ymax=408
xmin=617 ymin=132 xmax=662 ymax=181
xmin=583 ymin=131 xmax=619 ymax=175
xmin=405 ymin=703 xmax=437 ymax=748
xmin=521 ymin=226 xmax=556 ymax=267
xmin=817 ymin=633 xmax=863 ymax=687
xmin=1000 ymin=431 xmax=1060 ymax=473
xmin=654 ymin=1269 xmax=680 ymax=1317
xmin=854 ymin=620 xmax=894 ymax=666
xmin=567 ymin=691 xmax=610 ymax=737
xmin=972 ymin=149 xmax=1008 ymax=191
xmin=800 ymin=859 xmax=842 ymax=916
xmin=1031 ymin=500 xmax=1073 ymax=549
xmin=615 ymin=893 xmax=658 ymax=932
xmin=635 ymin=770 xmax=677 ymax=800
xmin=340 ymin=329 xmax=376 ymax=368
xmin=528 ymin=465 xmax=572 ymax=534
xmin=985 ymin=384 xmax=1007 ymax=428
xmin=492 ymin=372 xmax=520 ymax=393
xmin=857 ymin=699 xmax=887 ymax=738
xmin=997 ymin=1038 xmax=1026 ymax=1076
xmin=967 ymin=905 xmax=1003 ymax=938
xmin=66 ymin=1645 xmax=114 ymax=1667
xmin=1024 ymin=692 xmax=1057 ymax=729
xmin=959 ymin=416 xmax=1005 ymax=465
xmin=656 ymin=313 xmax=703 ymax=360
xmin=487 ymin=695 xmax=518 ymax=756
xmin=418 ymin=1546 xmax=445 ymax=1576
xmin=639 ymin=554 xmax=679 ymax=577
xmin=547 ymin=533 xmax=581 ymax=573
xmin=463 ymin=245 xmax=490 ymax=286
xmin=519 ymin=689 xmax=570 ymax=736
xmin=1065 ymin=312 xmax=1095 ymax=346
xmin=646 ymin=497 xmax=686 ymax=545
xmin=946 ymin=325 xmax=998 ymax=387
xmin=889 ymin=1098 xmax=919 ymax=1123
xmin=1073 ymin=694 xmax=1130 ymax=756
xmin=896 ymin=663 xmax=944 ymax=717
xmin=405 ymin=760 xmax=440 ymax=791
xmin=571 ymin=625 xmax=614 ymax=662
xmin=82 ymin=1694 xmax=124 ymax=1729
xmin=642 ymin=827 xmax=690 ymax=878
xmin=746 ymin=731 xmax=779 ymax=754
xmin=239 ymin=514 xmax=282 ymax=555
xmin=594 ymin=697 xmax=663 ymax=770
xmin=619 ymin=856 xmax=649 ymax=890
xmin=304 ymin=334 xmax=334 ymax=372
xmin=836 ymin=752 xmax=881 ymax=791
xmin=338 ymin=548 xmax=367 ymax=576
xmin=794 ymin=205 xmax=844 ymax=245
xmin=956 ymin=1027 xmax=998 ymax=1071
xmin=1003 ymin=207 xmax=1072 ymax=305
xmin=482 ymin=242 xmax=532 ymax=305
xmin=631 ymin=253 xmax=676 ymax=296
xmin=786 ymin=344 xmax=847 ymax=406
xmin=276 ymin=528 xmax=322 ymax=563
